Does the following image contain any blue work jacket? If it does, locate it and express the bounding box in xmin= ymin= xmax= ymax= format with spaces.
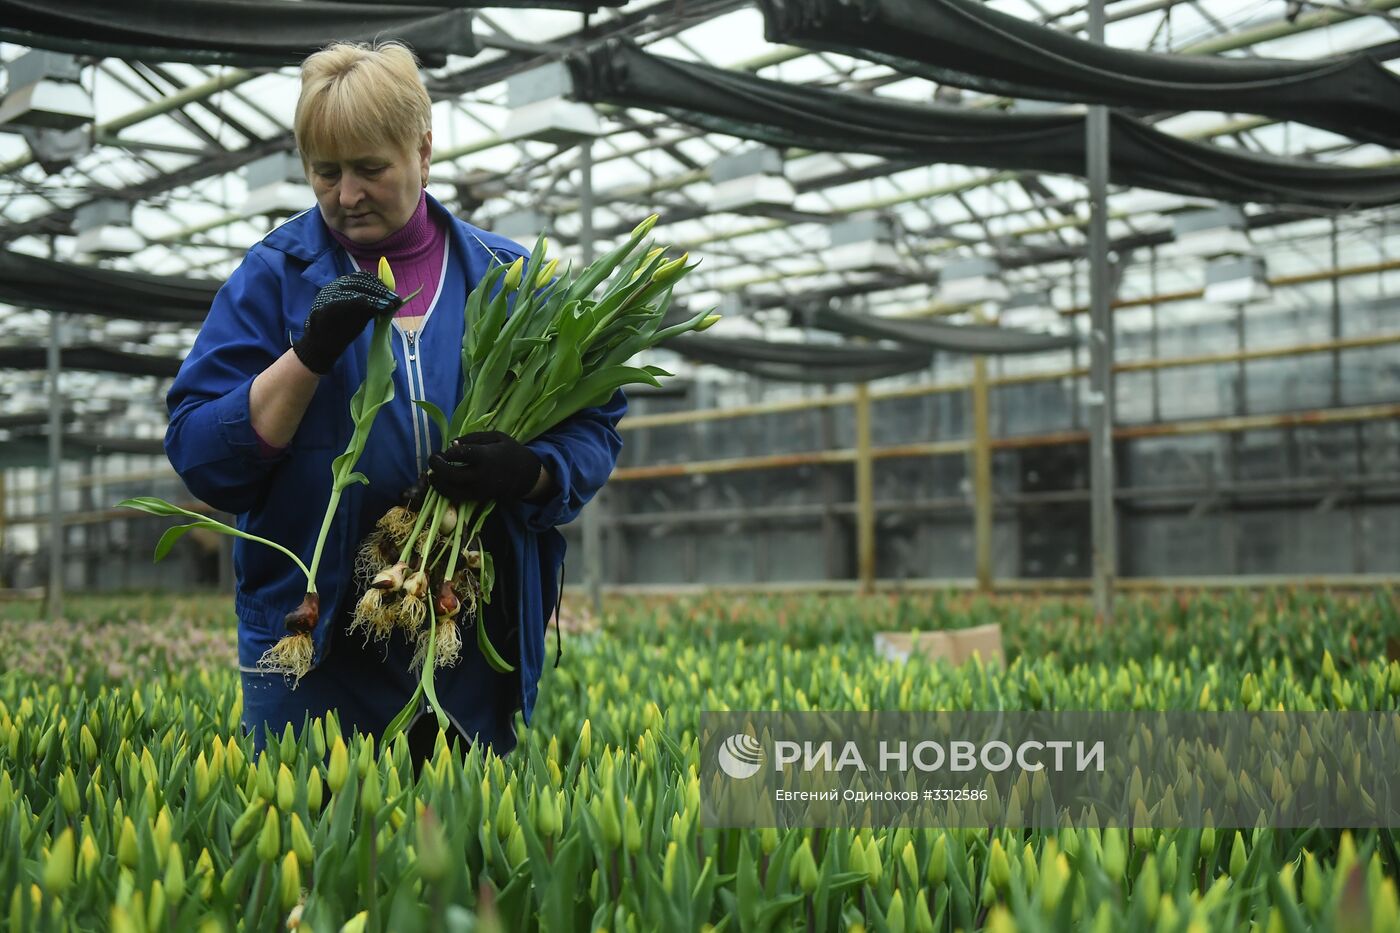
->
xmin=164 ymin=193 xmax=625 ymax=732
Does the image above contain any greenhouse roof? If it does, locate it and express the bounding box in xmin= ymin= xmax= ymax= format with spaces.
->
xmin=0 ymin=0 xmax=1398 ymax=435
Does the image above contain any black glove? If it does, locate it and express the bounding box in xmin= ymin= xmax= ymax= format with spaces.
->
xmin=427 ymin=431 xmax=543 ymax=503
xmin=293 ymin=271 xmax=403 ymax=375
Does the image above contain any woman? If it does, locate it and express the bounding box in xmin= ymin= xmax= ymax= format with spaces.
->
xmin=164 ymin=41 xmax=625 ymax=769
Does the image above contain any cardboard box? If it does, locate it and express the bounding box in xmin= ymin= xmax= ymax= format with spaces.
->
xmin=874 ymin=623 xmax=1003 ymax=666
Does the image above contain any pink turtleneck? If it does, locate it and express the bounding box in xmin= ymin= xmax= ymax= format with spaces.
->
xmin=327 ymin=188 xmax=448 ymax=322
xmin=254 ymin=190 xmax=448 ymax=457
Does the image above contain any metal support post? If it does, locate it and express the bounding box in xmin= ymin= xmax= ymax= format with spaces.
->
xmin=972 ymin=308 xmax=994 ymax=592
xmin=854 ymin=381 xmax=876 ymax=594
xmin=579 ymin=138 xmax=604 ymax=618
xmin=0 ymin=470 xmax=7 ymax=587
xmin=1086 ymin=0 xmax=1116 ymax=623
xmin=48 ymin=310 xmax=64 ymax=622
xmin=1330 ymin=217 xmax=1342 ymax=408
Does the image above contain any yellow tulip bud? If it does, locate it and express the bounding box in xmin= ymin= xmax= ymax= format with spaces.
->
xmin=886 ymin=890 xmax=906 ymax=930
xmin=231 ymin=799 xmax=263 ymax=846
xmin=793 ymin=838 xmax=819 ymax=894
xmin=360 ymin=764 xmax=382 ymax=817
xmin=989 ymin=838 xmax=1012 ymax=892
xmin=578 ymin=720 xmax=592 ymax=760
xmin=536 ymin=258 xmax=560 ymax=290
xmin=42 ymin=827 xmax=75 ymax=895
xmin=328 ymin=737 xmax=348 ymax=795
xmin=257 ymin=807 xmax=281 ymax=863
xmin=507 ymin=824 xmax=528 ymax=868
xmin=277 ymin=764 xmax=295 ymax=811
xmin=623 ymin=799 xmax=643 ymax=855
xmin=340 ymin=911 xmax=369 ymax=933
xmin=290 ymin=813 xmax=314 ymax=867
xmin=57 ymin=768 xmax=79 ymax=816
xmin=153 ymin=807 xmax=173 ymax=869
xmin=378 ymin=256 xmax=396 ymax=292
xmin=504 ymin=257 xmax=525 ymax=291
xmin=416 ymin=807 xmax=449 ymax=883
xmin=78 ymin=834 xmax=98 ymax=882
xmin=651 ymin=253 xmax=690 ymax=285
xmin=164 ymin=844 xmax=186 ymax=902
xmin=496 ymin=784 xmax=517 ymax=840
xmin=926 ymin=834 xmax=947 ymax=886
xmin=280 ymin=851 xmax=302 ymax=911
xmin=225 ymin=737 xmax=245 ymax=778
xmin=195 ymin=849 xmax=215 ymax=901
xmin=117 ymin=817 xmax=139 ymax=869
xmin=631 ymin=213 xmax=659 ymax=240
xmin=307 ymin=768 xmax=323 ymax=814
xmin=694 ymin=312 xmax=722 ymax=332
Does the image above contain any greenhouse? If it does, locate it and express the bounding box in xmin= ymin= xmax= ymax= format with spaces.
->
xmin=0 ymin=0 xmax=1397 ymax=929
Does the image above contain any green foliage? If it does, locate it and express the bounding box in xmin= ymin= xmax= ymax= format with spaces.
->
xmin=0 ymin=589 xmax=1397 ymax=929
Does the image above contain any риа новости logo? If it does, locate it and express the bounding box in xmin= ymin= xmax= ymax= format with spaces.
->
xmin=717 ymin=732 xmax=765 ymax=779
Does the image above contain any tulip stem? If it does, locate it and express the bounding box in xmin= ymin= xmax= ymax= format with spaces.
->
xmin=367 ymin=810 xmax=379 ymax=932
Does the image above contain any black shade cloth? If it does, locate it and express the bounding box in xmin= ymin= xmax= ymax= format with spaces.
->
xmin=325 ymin=0 xmax=622 ymax=9
xmin=0 ymin=434 xmax=165 ymax=466
xmin=663 ymin=333 xmax=932 ymax=383
xmin=796 ymin=305 xmax=1077 ymax=353
xmin=0 ymin=344 xmax=183 ymax=378
xmin=0 ymin=0 xmax=477 ymax=68
xmin=564 ymin=39 xmax=1400 ymax=209
xmin=758 ymin=0 xmax=1400 ymax=149
xmin=0 ymin=251 xmax=216 ymax=324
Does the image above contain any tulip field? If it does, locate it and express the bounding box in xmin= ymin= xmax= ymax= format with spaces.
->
xmin=1 ymin=589 xmax=1399 ymax=931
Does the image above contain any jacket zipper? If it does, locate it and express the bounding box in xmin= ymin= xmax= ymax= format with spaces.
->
xmin=394 ymin=324 xmax=430 ymax=476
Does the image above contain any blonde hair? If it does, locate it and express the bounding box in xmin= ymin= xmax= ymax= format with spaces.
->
xmin=294 ymin=41 xmax=432 ymax=163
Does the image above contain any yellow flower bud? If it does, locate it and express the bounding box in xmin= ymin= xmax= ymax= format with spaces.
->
xmin=42 ymin=827 xmax=75 ymax=895
xmin=231 ymin=799 xmax=263 ymax=846
xmin=886 ymin=890 xmax=906 ymax=930
xmin=989 ymin=838 xmax=1012 ymax=892
xmin=927 ymin=834 xmax=947 ymax=886
xmin=504 ymin=257 xmax=525 ymax=292
xmin=257 ymin=807 xmax=281 ymax=863
xmin=307 ymin=768 xmax=323 ymax=814
xmin=535 ymin=258 xmax=560 ymax=290
xmin=631 ymin=213 xmax=659 ymax=240
xmin=328 ymin=737 xmax=348 ymax=795
xmin=651 ymin=253 xmax=690 ymax=285
xmin=78 ymin=834 xmax=99 ymax=882
xmin=57 ymin=768 xmax=79 ymax=816
xmin=164 ymin=843 xmax=186 ymax=902
xmin=195 ymin=849 xmax=215 ymax=901
xmin=280 ymin=851 xmax=302 ymax=911
xmin=623 ymin=799 xmax=643 ymax=855
xmin=578 ymin=720 xmax=592 ymax=760
xmin=496 ymin=783 xmax=517 ymax=840
xmin=340 ymin=910 xmax=369 ymax=933
xmin=378 ymin=256 xmax=396 ymax=292
xmin=694 ymin=312 xmax=722 ymax=332
xmin=277 ymin=764 xmax=295 ymax=812
xmin=507 ymin=824 xmax=528 ymax=868
xmin=416 ymin=807 xmax=449 ymax=883
xmin=360 ymin=764 xmax=382 ymax=817
xmin=289 ymin=813 xmax=314 ymax=868
xmin=153 ymin=807 xmax=173 ymax=870
xmin=117 ymin=817 xmax=139 ymax=869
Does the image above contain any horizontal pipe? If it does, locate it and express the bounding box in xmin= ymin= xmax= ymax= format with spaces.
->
xmin=575 ymin=573 xmax=1400 ymax=599
xmin=622 ymin=331 xmax=1400 ymax=430
xmin=611 ymin=402 xmax=1400 ymax=481
xmin=605 ymin=472 xmax=1400 ymax=526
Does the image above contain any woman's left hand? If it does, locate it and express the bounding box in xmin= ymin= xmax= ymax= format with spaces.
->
xmin=427 ymin=431 xmax=545 ymax=503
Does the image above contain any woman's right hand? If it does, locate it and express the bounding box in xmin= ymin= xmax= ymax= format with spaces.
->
xmin=292 ymin=271 xmax=403 ymax=375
